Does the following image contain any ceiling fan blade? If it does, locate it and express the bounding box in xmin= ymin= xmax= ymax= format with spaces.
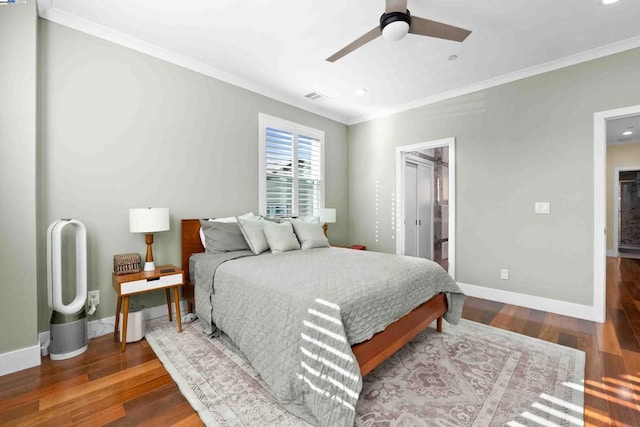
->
xmin=409 ymin=16 xmax=471 ymax=42
xmin=385 ymin=0 xmax=408 ymax=13
xmin=326 ymin=26 xmax=381 ymax=62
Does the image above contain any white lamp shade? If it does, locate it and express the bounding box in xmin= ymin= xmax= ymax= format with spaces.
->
xmin=129 ymin=208 xmax=170 ymax=233
xmin=316 ymin=208 xmax=336 ymax=224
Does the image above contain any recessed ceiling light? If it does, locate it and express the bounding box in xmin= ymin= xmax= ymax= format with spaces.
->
xmin=448 ymin=55 xmax=458 ymax=61
xmin=601 ymin=0 xmax=619 ymax=5
xmin=622 ymin=130 xmax=633 ymax=136
xmin=354 ymin=88 xmax=368 ymax=96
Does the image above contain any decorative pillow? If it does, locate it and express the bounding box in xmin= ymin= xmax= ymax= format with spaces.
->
xmin=291 ymin=219 xmax=330 ymax=250
xmin=199 ymin=212 xmax=256 ymax=248
xmin=237 ymin=216 xmax=269 ymax=255
xmin=262 ymin=220 xmax=300 ymax=253
xmin=200 ymin=219 xmax=250 ymax=253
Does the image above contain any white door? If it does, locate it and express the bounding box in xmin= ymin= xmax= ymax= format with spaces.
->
xmin=404 ymin=163 xmax=418 ymax=256
xmin=404 ymin=159 xmax=434 ymax=259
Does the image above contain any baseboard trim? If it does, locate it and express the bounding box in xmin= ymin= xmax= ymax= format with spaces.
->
xmin=0 ymin=343 xmax=41 ymax=377
xmin=38 ymin=300 xmax=189 ymax=355
xmin=607 ymin=250 xmax=618 ymax=257
xmin=457 ymin=282 xmax=599 ymax=322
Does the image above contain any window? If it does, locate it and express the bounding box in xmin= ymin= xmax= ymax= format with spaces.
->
xmin=259 ymin=114 xmax=325 ymax=218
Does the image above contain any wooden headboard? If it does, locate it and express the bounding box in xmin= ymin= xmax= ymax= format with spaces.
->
xmin=181 ymin=219 xmax=205 ymax=286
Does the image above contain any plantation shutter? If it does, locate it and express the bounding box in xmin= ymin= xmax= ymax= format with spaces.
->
xmin=260 ymin=115 xmax=324 ymax=218
xmin=297 ymin=134 xmax=322 ymax=217
xmin=265 ymin=127 xmax=295 ymax=217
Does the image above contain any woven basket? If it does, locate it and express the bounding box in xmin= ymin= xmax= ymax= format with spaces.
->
xmin=113 ymin=253 xmax=142 ymax=275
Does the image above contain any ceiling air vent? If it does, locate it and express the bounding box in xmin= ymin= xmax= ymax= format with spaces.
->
xmin=304 ymin=91 xmax=328 ymax=101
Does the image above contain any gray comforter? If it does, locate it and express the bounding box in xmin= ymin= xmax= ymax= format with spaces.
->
xmin=191 ymin=247 xmax=464 ymax=426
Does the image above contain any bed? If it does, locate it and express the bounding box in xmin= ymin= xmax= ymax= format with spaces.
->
xmin=180 ymin=218 xmax=464 ymax=426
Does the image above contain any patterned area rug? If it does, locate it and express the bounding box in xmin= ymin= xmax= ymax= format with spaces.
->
xmin=145 ymin=318 xmax=585 ymax=426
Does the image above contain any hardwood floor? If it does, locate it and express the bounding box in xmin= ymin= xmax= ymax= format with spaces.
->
xmin=1 ymin=257 xmax=639 ymax=426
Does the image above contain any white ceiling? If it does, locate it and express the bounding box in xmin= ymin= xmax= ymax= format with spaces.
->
xmin=607 ymin=116 xmax=640 ymax=145
xmin=37 ymin=0 xmax=640 ymax=124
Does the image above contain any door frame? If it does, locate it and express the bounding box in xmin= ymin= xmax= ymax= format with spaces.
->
xmin=594 ymin=104 xmax=640 ymax=323
xmin=396 ymin=137 xmax=456 ymax=279
xmin=404 ymin=154 xmax=435 ymax=259
xmin=613 ymin=166 xmax=640 ymax=257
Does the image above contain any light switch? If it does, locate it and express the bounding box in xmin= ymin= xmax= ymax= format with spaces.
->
xmin=535 ymin=202 xmax=550 ymax=214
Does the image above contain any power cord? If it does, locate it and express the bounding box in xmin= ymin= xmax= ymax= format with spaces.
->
xmin=86 ymin=307 xmax=114 ymax=340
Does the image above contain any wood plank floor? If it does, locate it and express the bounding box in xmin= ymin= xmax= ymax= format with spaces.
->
xmin=1 ymin=257 xmax=639 ymax=426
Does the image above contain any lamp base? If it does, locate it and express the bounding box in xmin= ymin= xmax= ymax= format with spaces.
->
xmin=143 ymin=261 xmax=155 ymax=272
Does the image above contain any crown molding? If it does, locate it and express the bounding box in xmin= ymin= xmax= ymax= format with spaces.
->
xmin=36 ymin=2 xmax=350 ymax=125
xmin=348 ymin=36 xmax=640 ymax=125
xmin=36 ymin=1 xmax=640 ymax=127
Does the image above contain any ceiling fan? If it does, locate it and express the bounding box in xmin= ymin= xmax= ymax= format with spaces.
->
xmin=326 ymin=0 xmax=472 ymax=62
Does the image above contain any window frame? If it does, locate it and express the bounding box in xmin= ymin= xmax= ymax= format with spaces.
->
xmin=258 ymin=113 xmax=326 ymax=218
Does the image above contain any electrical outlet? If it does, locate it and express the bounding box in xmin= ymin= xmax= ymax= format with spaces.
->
xmin=501 ymin=269 xmax=509 ymax=280
xmin=88 ymin=290 xmax=100 ymax=306
xmin=535 ymin=202 xmax=550 ymax=214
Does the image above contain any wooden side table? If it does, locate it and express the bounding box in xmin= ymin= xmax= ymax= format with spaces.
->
xmin=112 ymin=264 xmax=184 ymax=351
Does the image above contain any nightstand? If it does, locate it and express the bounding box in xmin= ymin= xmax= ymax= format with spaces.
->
xmin=112 ymin=264 xmax=184 ymax=351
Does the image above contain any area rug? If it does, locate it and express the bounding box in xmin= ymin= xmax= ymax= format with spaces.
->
xmin=145 ymin=318 xmax=585 ymax=426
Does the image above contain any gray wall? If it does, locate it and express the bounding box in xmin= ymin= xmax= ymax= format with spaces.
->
xmin=0 ymin=1 xmax=38 ymax=356
xmin=37 ymin=20 xmax=349 ymax=332
xmin=349 ymin=47 xmax=640 ymax=306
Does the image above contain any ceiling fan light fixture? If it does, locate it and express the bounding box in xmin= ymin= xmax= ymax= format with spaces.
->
xmin=380 ymin=11 xmax=411 ymax=41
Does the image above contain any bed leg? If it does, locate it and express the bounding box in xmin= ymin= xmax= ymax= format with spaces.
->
xmin=436 ymin=316 xmax=443 ymax=333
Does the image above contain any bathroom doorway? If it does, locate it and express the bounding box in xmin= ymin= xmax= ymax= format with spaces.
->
xmin=618 ymin=170 xmax=640 ymax=257
xmin=396 ymin=138 xmax=455 ymax=277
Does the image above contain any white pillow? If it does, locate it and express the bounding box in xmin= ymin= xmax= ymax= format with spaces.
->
xmin=262 ymin=220 xmax=300 ymax=253
xmin=199 ymin=212 xmax=256 ymax=249
xmin=237 ymin=216 xmax=269 ymax=254
xmin=291 ymin=219 xmax=329 ymax=250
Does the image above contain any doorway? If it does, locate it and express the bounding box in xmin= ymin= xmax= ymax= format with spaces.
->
xmin=403 ymin=155 xmax=434 ymax=259
xmin=396 ymin=138 xmax=455 ymax=278
xmin=614 ymin=169 xmax=640 ymax=258
xmin=594 ymin=104 xmax=640 ymax=323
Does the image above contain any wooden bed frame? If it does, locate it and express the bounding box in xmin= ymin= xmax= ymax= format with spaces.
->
xmin=180 ymin=218 xmax=448 ymax=376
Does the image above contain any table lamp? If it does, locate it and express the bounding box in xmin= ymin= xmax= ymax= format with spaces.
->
xmin=316 ymin=208 xmax=336 ymax=237
xmin=129 ymin=207 xmax=170 ymax=271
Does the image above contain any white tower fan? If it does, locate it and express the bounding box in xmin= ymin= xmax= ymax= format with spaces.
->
xmin=47 ymin=219 xmax=89 ymax=360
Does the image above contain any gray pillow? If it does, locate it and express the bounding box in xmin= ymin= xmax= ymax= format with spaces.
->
xmin=200 ymin=219 xmax=250 ymax=253
xmin=291 ymin=219 xmax=330 ymax=250
xmin=237 ymin=216 xmax=269 ymax=255
xmin=262 ymin=220 xmax=300 ymax=253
